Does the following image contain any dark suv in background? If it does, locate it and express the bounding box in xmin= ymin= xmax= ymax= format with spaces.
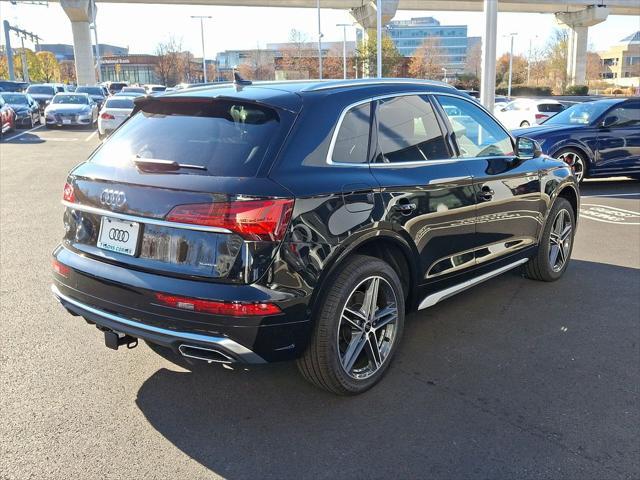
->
xmin=52 ymin=79 xmax=579 ymax=395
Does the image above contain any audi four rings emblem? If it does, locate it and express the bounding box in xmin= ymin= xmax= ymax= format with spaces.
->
xmin=108 ymin=228 xmax=130 ymax=242
xmin=100 ymin=189 xmax=126 ymax=208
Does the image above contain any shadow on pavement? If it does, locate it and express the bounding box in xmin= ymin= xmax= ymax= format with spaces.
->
xmin=580 ymin=178 xmax=640 ymax=199
xmin=135 ymin=259 xmax=639 ymax=479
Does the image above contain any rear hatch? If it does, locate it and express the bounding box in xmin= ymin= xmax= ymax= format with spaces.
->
xmin=62 ymin=93 xmax=299 ymax=284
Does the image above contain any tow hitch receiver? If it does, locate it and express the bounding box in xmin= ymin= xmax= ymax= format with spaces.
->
xmin=104 ymin=330 xmax=138 ymax=350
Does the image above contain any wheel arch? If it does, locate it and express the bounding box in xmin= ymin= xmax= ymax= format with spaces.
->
xmin=308 ymin=230 xmax=419 ymax=316
xmin=550 ymin=143 xmax=594 ymax=173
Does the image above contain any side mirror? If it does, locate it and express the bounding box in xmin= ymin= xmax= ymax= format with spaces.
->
xmin=601 ymin=115 xmax=618 ymax=128
xmin=516 ymin=137 xmax=542 ymax=159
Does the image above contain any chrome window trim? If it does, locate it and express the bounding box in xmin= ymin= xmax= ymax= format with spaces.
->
xmin=326 ymin=91 xmax=461 ymax=168
xmin=61 ymin=200 xmax=233 ymax=234
xmin=51 ymin=285 xmax=266 ymax=363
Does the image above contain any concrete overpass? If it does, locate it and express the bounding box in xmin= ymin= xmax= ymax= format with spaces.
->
xmin=46 ymin=0 xmax=640 ymax=108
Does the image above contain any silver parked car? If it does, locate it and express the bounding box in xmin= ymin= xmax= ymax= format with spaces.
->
xmin=44 ymin=93 xmax=98 ymax=128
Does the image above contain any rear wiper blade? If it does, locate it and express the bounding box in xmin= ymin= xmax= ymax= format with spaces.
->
xmin=133 ymin=157 xmax=207 ymax=171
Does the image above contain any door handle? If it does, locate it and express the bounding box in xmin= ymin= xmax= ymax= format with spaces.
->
xmin=393 ymin=202 xmax=417 ymax=212
xmin=477 ymin=186 xmax=495 ymax=201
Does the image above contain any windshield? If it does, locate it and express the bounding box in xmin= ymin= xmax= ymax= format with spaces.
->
xmin=123 ymin=87 xmax=145 ymax=93
xmin=91 ymin=100 xmax=282 ymax=177
xmin=27 ymin=85 xmax=55 ymax=95
xmin=52 ymin=95 xmax=88 ymax=105
xmin=76 ymin=87 xmax=104 ymax=96
xmin=544 ymin=101 xmax=614 ymax=125
xmin=105 ymin=98 xmax=134 ymax=109
xmin=1 ymin=94 xmax=28 ymax=105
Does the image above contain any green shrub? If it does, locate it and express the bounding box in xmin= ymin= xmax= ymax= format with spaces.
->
xmin=565 ymin=85 xmax=589 ymax=95
xmin=495 ymin=85 xmax=553 ymax=96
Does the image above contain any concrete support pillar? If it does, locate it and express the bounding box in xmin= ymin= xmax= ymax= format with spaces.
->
xmin=61 ymin=0 xmax=97 ymax=85
xmin=350 ymin=0 xmax=399 ymax=78
xmin=556 ymin=5 xmax=609 ymax=86
xmin=480 ymin=0 xmax=498 ymax=110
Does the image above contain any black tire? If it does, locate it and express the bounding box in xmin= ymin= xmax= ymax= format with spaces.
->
xmin=554 ymin=147 xmax=587 ymax=183
xmin=524 ymin=197 xmax=575 ymax=282
xmin=520 ymin=120 xmax=530 ymax=127
xmin=297 ymin=254 xmax=405 ymax=395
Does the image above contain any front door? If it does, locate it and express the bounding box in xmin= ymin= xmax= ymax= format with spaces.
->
xmin=369 ymin=94 xmax=478 ymax=284
xmin=434 ymin=94 xmax=545 ymax=268
xmin=596 ymin=100 xmax=640 ymax=176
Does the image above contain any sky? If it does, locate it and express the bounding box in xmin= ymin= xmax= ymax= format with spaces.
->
xmin=0 ymin=2 xmax=636 ymax=59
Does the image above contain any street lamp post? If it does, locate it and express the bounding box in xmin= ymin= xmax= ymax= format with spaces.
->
xmin=336 ymin=23 xmax=351 ymax=79
xmin=191 ymin=15 xmax=212 ymax=83
xmin=442 ymin=67 xmax=448 ymax=83
xmin=91 ymin=20 xmax=102 ymax=83
xmin=317 ymin=0 xmax=323 ymax=79
xmin=506 ymin=32 xmax=517 ymax=97
xmin=376 ymin=0 xmax=382 ymax=78
xmin=526 ymin=35 xmax=538 ymax=85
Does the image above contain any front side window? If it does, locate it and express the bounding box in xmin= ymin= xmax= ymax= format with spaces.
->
xmin=375 ymin=95 xmax=450 ymax=163
xmin=331 ymin=102 xmax=371 ymax=164
xmin=436 ymin=95 xmax=514 ymax=158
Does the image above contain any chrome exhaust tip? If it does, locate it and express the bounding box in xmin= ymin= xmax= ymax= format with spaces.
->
xmin=178 ymin=344 xmax=234 ymax=364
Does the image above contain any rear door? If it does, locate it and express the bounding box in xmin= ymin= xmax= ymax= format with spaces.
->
xmin=369 ymin=94 xmax=477 ymax=283
xmin=596 ymin=100 xmax=640 ymax=175
xmin=435 ymin=94 xmax=544 ymax=267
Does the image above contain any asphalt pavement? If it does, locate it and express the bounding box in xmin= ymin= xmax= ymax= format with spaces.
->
xmin=1 ymin=127 xmax=638 ymax=479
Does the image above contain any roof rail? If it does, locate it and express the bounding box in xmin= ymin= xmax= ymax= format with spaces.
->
xmin=303 ymin=78 xmax=456 ymax=92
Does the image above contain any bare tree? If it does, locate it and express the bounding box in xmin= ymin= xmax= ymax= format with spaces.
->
xmin=465 ymin=42 xmax=482 ymax=78
xmin=154 ymin=37 xmax=183 ymax=86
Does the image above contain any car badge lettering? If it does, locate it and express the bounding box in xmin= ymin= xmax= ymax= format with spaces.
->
xmin=100 ymin=189 xmax=126 ymax=209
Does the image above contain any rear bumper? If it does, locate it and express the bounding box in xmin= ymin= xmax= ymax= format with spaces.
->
xmin=51 ymin=245 xmax=313 ymax=362
xmin=52 ymin=284 xmax=266 ymax=363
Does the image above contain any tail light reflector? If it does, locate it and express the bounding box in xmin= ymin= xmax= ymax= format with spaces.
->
xmin=166 ymin=199 xmax=294 ymax=241
xmin=535 ymin=114 xmax=548 ymax=121
xmin=154 ymin=293 xmax=282 ymax=316
xmin=62 ymin=182 xmax=75 ymax=203
xmin=52 ymin=259 xmax=70 ymax=277
xmin=101 ymin=112 xmax=115 ymax=120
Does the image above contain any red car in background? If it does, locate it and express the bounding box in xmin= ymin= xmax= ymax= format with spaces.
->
xmin=0 ymin=96 xmax=16 ymax=139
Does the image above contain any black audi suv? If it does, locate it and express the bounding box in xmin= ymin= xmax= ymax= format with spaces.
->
xmin=52 ymin=79 xmax=579 ymax=395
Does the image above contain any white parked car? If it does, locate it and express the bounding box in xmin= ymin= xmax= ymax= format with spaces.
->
xmin=494 ymin=99 xmax=565 ymax=129
xmin=98 ymin=96 xmax=135 ymax=140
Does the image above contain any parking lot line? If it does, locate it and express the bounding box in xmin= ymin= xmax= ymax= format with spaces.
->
xmin=85 ymin=131 xmax=98 ymax=142
xmin=1 ymin=124 xmax=43 ymax=142
xmin=582 ymin=192 xmax=640 ymax=197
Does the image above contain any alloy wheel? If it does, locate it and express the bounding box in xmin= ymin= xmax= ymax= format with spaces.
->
xmin=337 ymin=276 xmax=399 ymax=380
xmin=557 ymin=151 xmax=585 ymax=182
xmin=549 ymin=209 xmax=572 ymax=272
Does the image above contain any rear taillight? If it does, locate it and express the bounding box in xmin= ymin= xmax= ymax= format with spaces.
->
xmin=535 ymin=113 xmax=548 ymax=121
xmin=52 ymin=259 xmax=70 ymax=277
xmin=62 ymin=182 xmax=75 ymax=203
xmin=154 ymin=293 xmax=282 ymax=316
xmin=166 ymin=199 xmax=294 ymax=242
xmin=100 ymin=112 xmax=115 ymax=120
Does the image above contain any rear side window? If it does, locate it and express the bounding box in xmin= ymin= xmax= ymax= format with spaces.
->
xmin=538 ymin=103 xmax=564 ymax=113
xmin=91 ymin=99 xmax=282 ymax=177
xmin=331 ymin=103 xmax=371 ymax=164
xmin=436 ymin=95 xmax=514 ymax=158
xmin=375 ymin=95 xmax=450 ymax=163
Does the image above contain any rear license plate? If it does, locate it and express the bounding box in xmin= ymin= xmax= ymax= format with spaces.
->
xmin=63 ymin=119 xmax=71 ymax=124
xmin=97 ymin=217 xmax=140 ymax=256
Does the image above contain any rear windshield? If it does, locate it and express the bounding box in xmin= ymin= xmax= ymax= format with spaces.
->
xmin=91 ymin=100 xmax=282 ymax=177
xmin=27 ymin=85 xmax=55 ymax=95
xmin=105 ymin=98 xmax=134 ymax=109
xmin=76 ymin=87 xmax=104 ymax=96
xmin=109 ymin=83 xmax=127 ymax=91
xmin=538 ymin=103 xmax=564 ymax=113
